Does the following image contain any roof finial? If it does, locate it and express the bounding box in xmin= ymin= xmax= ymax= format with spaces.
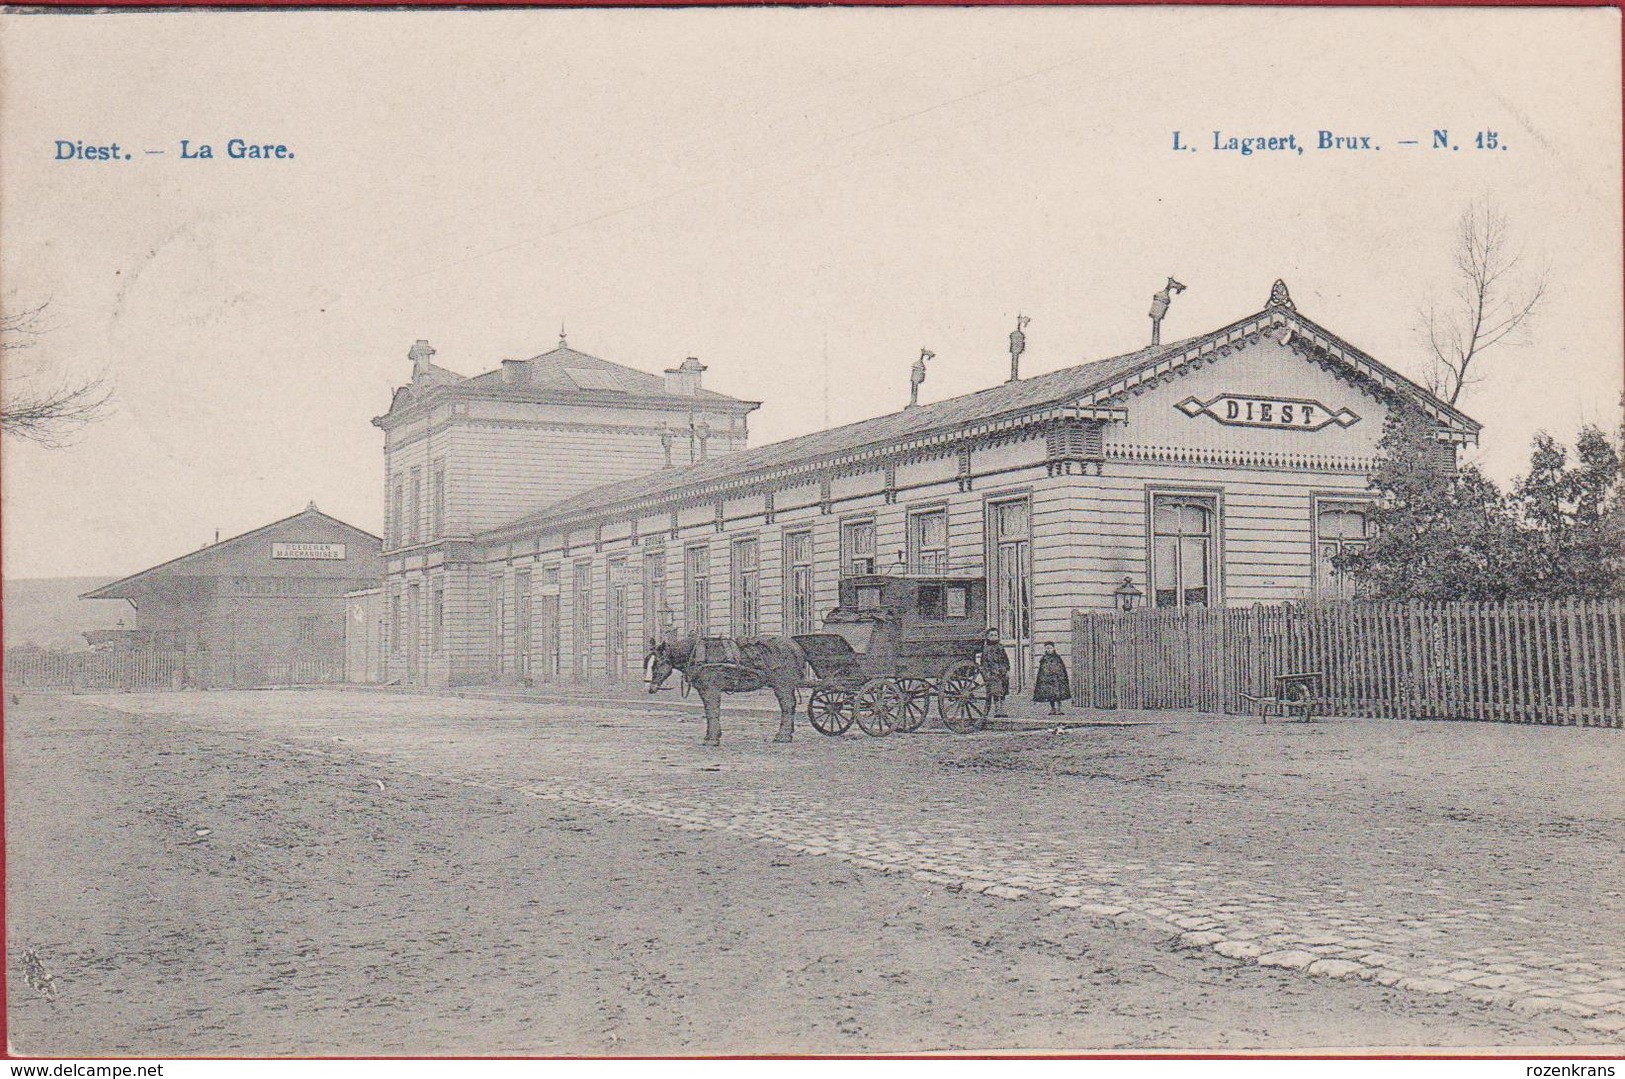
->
xmin=1149 ymin=277 xmax=1186 ymax=346
xmin=1008 ymin=315 xmax=1030 ymax=382
xmin=908 ymin=349 xmax=934 ymax=408
xmin=306 ymin=500 xmax=318 ymax=513
xmin=1267 ymin=279 xmax=1295 ymax=310
xmin=559 ymin=322 xmax=568 ymax=349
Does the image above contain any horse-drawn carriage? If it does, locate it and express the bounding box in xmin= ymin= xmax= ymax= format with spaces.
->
xmin=793 ymin=574 xmax=996 ymax=737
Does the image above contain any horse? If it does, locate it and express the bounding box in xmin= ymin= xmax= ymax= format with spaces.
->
xmin=644 ymin=630 xmax=806 ymax=747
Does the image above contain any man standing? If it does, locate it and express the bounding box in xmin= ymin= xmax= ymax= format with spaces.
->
xmin=977 ymin=628 xmax=1010 ymax=718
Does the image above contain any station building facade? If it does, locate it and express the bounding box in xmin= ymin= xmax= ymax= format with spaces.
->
xmin=83 ymin=504 xmax=382 ymax=686
xmin=372 ymin=282 xmax=1479 ymax=692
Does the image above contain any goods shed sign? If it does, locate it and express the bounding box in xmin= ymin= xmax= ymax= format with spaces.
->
xmin=271 ymin=542 xmax=347 ymax=560
xmin=1176 ymin=394 xmax=1360 ymax=432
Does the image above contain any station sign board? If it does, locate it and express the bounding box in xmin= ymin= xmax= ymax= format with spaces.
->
xmin=271 ymin=542 xmax=347 ymax=560
xmin=1176 ymin=394 xmax=1360 ymax=432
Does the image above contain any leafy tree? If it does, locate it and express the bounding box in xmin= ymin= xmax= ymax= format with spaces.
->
xmin=1509 ymin=423 xmax=1623 ymax=598
xmin=1339 ymin=407 xmax=1522 ymax=601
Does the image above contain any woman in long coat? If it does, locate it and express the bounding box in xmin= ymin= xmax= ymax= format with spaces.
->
xmin=977 ymin=628 xmax=1011 ymax=718
xmin=1032 ymin=642 xmax=1072 ymax=714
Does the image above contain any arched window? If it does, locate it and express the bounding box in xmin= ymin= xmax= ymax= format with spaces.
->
xmin=1152 ymin=495 xmax=1215 ymax=608
xmin=1315 ymin=502 xmax=1372 ymax=599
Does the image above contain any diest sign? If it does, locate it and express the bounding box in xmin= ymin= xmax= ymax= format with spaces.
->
xmin=1176 ymin=394 xmax=1360 ymax=432
xmin=271 ymin=542 xmax=347 ymax=560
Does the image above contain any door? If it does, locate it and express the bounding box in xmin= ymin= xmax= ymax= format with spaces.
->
xmin=990 ymin=498 xmax=1032 ymax=690
xmin=514 ymin=570 xmax=532 ymax=681
xmin=572 ymin=562 xmax=592 ymax=682
xmin=406 ymin=584 xmax=421 ymax=684
xmin=607 ymin=559 xmax=628 ymax=681
xmin=537 ymin=594 xmax=560 ymax=681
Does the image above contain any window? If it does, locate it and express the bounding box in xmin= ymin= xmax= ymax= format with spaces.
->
xmin=917 ymin=583 xmax=971 ymax=620
xmin=431 ymin=461 xmax=446 ymax=538
xmin=389 ymin=591 xmax=402 ymax=654
xmin=643 ymin=549 xmax=668 ymax=639
xmin=431 ymin=586 xmax=444 ymax=652
xmin=731 ymin=538 xmax=760 ymax=638
xmin=784 ymin=530 xmax=816 ymax=635
xmin=685 ymin=546 xmax=710 ymax=634
xmin=1151 ymin=495 xmax=1216 ymax=608
xmin=841 ymin=519 xmax=877 ymax=576
xmin=297 ymin=616 xmax=320 ymax=650
xmin=391 ymin=481 xmax=404 ymax=548
xmin=1315 ymin=501 xmax=1372 ymax=599
xmin=908 ymin=508 xmax=948 ymax=574
xmin=408 ymin=467 xmax=422 ymax=545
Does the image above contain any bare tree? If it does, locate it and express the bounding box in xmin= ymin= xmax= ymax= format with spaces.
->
xmin=1419 ymin=199 xmax=1548 ymax=407
xmin=1 ymin=300 xmax=114 ymax=448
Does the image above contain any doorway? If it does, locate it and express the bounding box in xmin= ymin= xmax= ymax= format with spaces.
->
xmin=607 ymin=558 xmax=629 ymax=682
xmin=989 ymin=497 xmax=1032 ymax=690
xmin=406 ymin=584 xmax=421 ymax=685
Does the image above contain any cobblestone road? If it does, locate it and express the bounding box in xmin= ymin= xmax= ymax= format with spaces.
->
xmin=82 ymin=689 xmax=1625 ymax=1044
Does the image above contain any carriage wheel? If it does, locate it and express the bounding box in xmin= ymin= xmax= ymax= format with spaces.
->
xmin=854 ymin=678 xmax=903 ymax=737
xmin=936 ymin=661 xmax=991 ymax=734
xmin=806 ymin=689 xmax=854 ymax=736
xmin=894 ymin=678 xmax=932 ymax=733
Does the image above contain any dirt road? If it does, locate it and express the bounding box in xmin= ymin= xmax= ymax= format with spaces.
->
xmin=6 ymin=691 xmax=1613 ymax=1055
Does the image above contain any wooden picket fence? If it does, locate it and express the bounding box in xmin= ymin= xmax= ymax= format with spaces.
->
xmin=3 ymin=649 xmax=345 ymax=691
xmin=1072 ymin=599 xmax=1625 ymax=727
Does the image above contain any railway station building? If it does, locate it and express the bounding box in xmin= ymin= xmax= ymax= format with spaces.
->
xmin=83 ymin=504 xmax=383 ymax=687
xmin=369 ymin=282 xmax=1478 ymax=692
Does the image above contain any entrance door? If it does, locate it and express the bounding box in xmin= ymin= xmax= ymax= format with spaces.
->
xmin=537 ymin=594 xmax=560 ymax=681
xmin=406 ymin=584 xmax=421 ymax=684
xmin=572 ymin=562 xmax=592 ymax=682
xmin=607 ymin=559 xmax=628 ymax=682
xmin=514 ymin=570 xmax=532 ymax=682
xmin=990 ymin=498 xmax=1032 ymax=690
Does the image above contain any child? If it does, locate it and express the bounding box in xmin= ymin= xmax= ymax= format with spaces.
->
xmin=1032 ymin=642 xmax=1071 ymax=715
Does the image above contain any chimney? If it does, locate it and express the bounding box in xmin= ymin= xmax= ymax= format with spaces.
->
xmin=664 ymin=356 xmax=706 ymax=396
xmin=408 ymin=339 xmax=436 ymax=379
xmin=501 ymin=359 xmax=531 ymax=386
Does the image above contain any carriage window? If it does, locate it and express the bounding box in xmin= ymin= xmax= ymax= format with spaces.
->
xmin=909 ymin=509 xmax=948 ymax=573
xmin=855 ymin=586 xmax=882 ymax=608
xmin=919 ymin=584 xmax=944 ymax=618
xmin=1315 ymin=501 xmax=1372 ymax=599
xmin=1151 ymin=494 xmax=1216 ymax=608
xmin=945 ymin=586 xmax=969 ymax=618
xmin=841 ymin=519 xmax=877 ymax=576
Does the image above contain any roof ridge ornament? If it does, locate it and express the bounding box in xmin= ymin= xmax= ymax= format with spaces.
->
xmin=1267 ymin=279 xmax=1295 ymax=311
xmin=1149 ymin=277 xmax=1186 ymax=345
xmin=559 ymin=322 xmax=568 ymax=350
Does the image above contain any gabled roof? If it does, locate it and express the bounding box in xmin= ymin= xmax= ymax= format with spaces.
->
xmin=479 ymin=284 xmax=1479 ymax=542
xmin=81 ymin=505 xmax=382 ymax=600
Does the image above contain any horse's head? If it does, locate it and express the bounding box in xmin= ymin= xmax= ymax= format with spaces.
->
xmin=643 ymin=633 xmax=691 ymax=693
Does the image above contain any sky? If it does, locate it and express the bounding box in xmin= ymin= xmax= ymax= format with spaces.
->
xmin=1 ymin=7 xmax=1620 ymax=580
